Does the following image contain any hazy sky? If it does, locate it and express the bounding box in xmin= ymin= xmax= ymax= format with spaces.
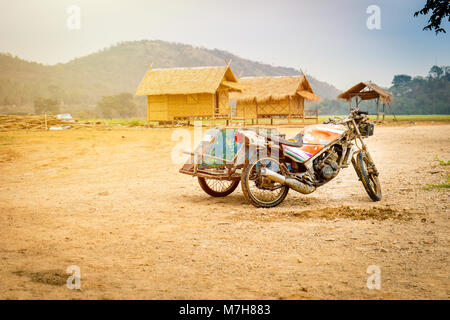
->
xmin=0 ymin=0 xmax=449 ymax=90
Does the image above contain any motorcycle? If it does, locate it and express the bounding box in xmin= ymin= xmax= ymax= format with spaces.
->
xmin=179 ymin=108 xmax=381 ymax=208
xmin=240 ymin=108 xmax=381 ymax=207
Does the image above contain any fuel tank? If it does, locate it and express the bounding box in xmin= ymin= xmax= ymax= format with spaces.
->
xmin=283 ymin=124 xmax=347 ymax=163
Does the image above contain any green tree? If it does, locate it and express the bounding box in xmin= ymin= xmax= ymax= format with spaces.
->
xmin=389 ymin=65 xmax=450 ymax=114
xmin=392 ymin=74 xmax=412 ymax=87
xmin=414 ymin=0 xmax=450 ymax=34
xmin=34 ymin=97 xmax=60 ymax=114
xmin=429 ymin=65 xmax=444 ymax=78
xmin=444 ymin=66 xmax=450 ymax=80
xmin=96 ymin=93 xmax=137 ymax=118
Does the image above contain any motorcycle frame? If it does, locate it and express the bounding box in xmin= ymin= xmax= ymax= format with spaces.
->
xmin=276 ymin=116 xmax=375 ymax=178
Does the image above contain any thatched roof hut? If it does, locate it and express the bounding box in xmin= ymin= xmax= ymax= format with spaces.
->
xmin=337 ymin=81 xmax=392 ymax=103
xmin=229 ymin=76 xmax=320 ymax=123
xmin=135 ymin=66 xmax=242 ymax=123
xmin=230 ymin=75 xmax=320 ymax=103
xmin=136 ymin=66 xmax=241 ymax=96
xmin=337 ymin=81 xmax=395 ymax=121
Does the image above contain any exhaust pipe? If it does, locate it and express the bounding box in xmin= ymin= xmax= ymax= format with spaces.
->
xmin=260 ymin=167 xmax=315 ymax=194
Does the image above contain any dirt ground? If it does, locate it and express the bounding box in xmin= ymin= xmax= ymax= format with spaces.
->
xmin=0 ymin=124 xmax=448 ymax=299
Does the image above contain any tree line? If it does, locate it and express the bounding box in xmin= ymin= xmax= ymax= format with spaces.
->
xmin=316 ymin=65 xmax=450 ymax=115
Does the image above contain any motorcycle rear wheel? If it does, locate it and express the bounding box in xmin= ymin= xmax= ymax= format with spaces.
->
xmin=198 ymin=177 xmax=240 ymax=197
xmin=353 ymin=151 xmax=382 ymax=201
xmin=241 ymin=157 xmax=289 ymax=208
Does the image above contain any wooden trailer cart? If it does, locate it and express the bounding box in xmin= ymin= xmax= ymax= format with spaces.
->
xmin=179 ymin=127 xmax=282 ymax=196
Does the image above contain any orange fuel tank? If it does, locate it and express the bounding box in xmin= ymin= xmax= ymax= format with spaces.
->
xmin=283 ymin=124 xmax=348 ymax=162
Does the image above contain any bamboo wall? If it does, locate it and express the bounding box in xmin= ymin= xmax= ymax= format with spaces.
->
xmin=235 ymin=95 xmax=304 ymax=118
xmin=147 ymin=91 xmax=230 ymax=121
xmin=235 ymin=101 xmax=257 ymax=118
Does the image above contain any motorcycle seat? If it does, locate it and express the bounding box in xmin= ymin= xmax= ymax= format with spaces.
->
xmin=258 ymin=132 xmax=303 ymax=147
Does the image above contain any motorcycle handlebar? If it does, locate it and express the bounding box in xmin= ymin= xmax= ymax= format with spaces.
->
xmin=352 ymin=109 xmax=368 ymax=115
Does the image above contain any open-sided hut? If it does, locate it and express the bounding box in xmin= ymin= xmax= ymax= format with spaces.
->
xmin=229 ymin=76 xmax=320 ymax=124
xmin=135 ymin=66 xmax=242 ymax=124
xmin=337 ymin=81 xmax=394 ymax=121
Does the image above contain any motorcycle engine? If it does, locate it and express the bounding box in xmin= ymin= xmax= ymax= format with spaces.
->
xmin=314 ymin=148 xmax=340 ymax=181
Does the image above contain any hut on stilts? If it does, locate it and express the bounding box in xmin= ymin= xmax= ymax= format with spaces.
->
xmin=337 ymin=81 xmax=396 ymax=121
xmin=135 ymin=65 xmax=242 ymax=126
xmin=229 ymin=75 xmax=321 ymax=125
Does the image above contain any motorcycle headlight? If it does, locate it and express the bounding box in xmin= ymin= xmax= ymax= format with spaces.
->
xmin=359 ymin=123 xmax=374 ymax=137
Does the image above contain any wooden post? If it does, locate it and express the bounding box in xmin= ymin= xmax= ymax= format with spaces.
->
xmin=44 ymin=113 xmax=48 ymax=131
xmin=302 ymin=108 xmax=305 ymax=124
xmin=376 ymin=98 xmax=379 ymax=121
xmin=315 ymin=108 xmax=319 ymax=124
xmin=147 ymin=96 xmax=151 ymax=123
xmin=387 ymin=103 xmax=397 ymax=121
xmin=382 ymin=103 xmax=385 ymax=122
xmin=255 ymin=99 xmax=259 ymax=125
xmin=288 ymin=96 xmax=292 ymax=125
xmin=243 ymin=103 xmax=246 ymax=126
xmin=212 ymin=93 xmax=216 ymax=127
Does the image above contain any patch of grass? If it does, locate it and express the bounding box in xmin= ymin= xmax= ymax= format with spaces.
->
xmin=84 ymin=118 xmax=147 ymax=127
xmin=424 ymin=173 xmax=450 ymax=190
xmin=79 ymin=114 xmax=450 ymax=128
xmin=424 ymin=182 xmax=450 ymax=190
xmin=434 ymin=155 xmax=450 ymax=166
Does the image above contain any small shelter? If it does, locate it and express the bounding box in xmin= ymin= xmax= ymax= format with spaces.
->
xmin=229 ymin=75 xmax=320 ymax=124
xmin=136 ymin=65 xmax=242 ymax=125
xmin=337 ymin=81 xmax=395 ymax=121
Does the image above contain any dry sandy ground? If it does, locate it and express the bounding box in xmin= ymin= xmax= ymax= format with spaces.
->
xmin=0 ymin=124 xmax=448 ymax=299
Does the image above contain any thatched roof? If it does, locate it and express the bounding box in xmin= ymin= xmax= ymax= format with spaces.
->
xmin=337 ymin=81 xmax=392 ymax=103
xmin=229 ymin=76 xmax=320 ymax=103
xmin=136 ymin=66 xmax=241 ymax=96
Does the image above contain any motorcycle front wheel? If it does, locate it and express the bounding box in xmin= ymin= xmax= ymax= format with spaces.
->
xmin=241 ymin=157 xmax=289 ymax=208
xmin=352 ymin=151 xmax=382 ymax=201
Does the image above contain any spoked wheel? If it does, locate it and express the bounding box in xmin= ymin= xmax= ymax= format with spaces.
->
xmin=198 ymin=177 xmax=240 ymax=197
xmin=241 ymin=157 xmax=289 ymax=208
xmin=353 ymin=151 xmax=382 ymax=201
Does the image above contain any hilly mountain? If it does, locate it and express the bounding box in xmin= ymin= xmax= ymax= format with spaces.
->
xmin=0 ymin=40 xmax=340 ymax=115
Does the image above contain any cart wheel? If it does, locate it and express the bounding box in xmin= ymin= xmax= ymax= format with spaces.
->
xmin=198 ymin=177 xmax=240 ymax=197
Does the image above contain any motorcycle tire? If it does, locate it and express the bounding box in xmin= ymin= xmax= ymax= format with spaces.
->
xmin=241 ymin=157 xmax=289 ymax=208
xmin=356 ymin=151 xmax=382 ymax=201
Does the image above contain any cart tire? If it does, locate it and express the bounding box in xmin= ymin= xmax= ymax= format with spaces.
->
xmin=198 ymin=177 xmax=240 ymax=197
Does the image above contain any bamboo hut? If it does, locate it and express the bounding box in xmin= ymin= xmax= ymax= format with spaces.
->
xmin=337 ymin=81 xmax=395 ymax=121
xmin=135 ymin=66 xmax=242 ymax=125
xmin=229 ymin=76 xmax=321 ymax=124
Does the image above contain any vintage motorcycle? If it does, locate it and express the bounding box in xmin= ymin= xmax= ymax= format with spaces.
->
xmin=180 ymin=108 xmax=381 ymax=208
xmin=240 ymin=108 xmax=381 ymax=207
